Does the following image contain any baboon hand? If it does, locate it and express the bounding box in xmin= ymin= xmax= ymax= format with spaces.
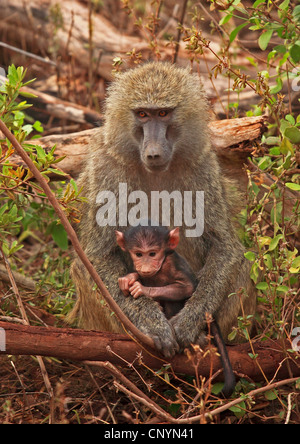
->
xmin=118 ymin=273 xmax=139 ymax=296
xmin=129 ymin=281 xmax=148 ymax=299
xmin=140 ymin=322 xmax=179 ymax=358
xmin=170 ymin=310 xmax=206 ymax=350
xmin=151 ymin=332 xmax=179 ymax=359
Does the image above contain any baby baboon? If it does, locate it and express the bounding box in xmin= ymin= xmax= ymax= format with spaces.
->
xmin=116 ymin=225 xmax=195 ymax=320
xmin=116 ymin=224 xmax=236 ymax=396
xmin=68 ymin=62 xmax=256 ymax=358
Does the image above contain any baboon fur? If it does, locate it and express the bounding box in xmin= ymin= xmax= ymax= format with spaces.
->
xmin=67 ymin=62 xmax=256 ymax=355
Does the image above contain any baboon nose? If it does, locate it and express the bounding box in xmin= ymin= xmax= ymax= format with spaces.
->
xmin=143 ymin=144 xmax=169 ymax=171
xmin=146 ymin=145 xmax=161 ymax=161
xmin=147 ymin=153 xmax=161 ymax=160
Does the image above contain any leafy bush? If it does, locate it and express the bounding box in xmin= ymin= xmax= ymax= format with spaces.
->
xmin=0 ymin=65 xmax=82 ymax=315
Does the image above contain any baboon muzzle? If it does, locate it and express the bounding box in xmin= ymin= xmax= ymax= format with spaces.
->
xmin=142 ymin=119 xmax=171 ymax=170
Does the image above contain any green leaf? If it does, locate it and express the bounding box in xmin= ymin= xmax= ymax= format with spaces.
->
xmin=274 ymin=44 xmax=287 ymax=54
xmin=290 ymin=44 xmax=300 ymax=64
xmin=265 ymin=389 xmax=278 ymax=400
xmin=269 ymin=147 xmax=280 ymax=155
xmin=293 ymin=5 xmax=300 ymax=21
xmin=280 ymin=137 xmax=294 ymax=155
xmin=284 ymin=127 xmax=300 ymax=144
xmin=263 ymin=253 xmax=273 ymax=269
xmin=285 ymin=114 xmax=295 ymax=125
xmin=35 ymin=145 xmax=47 ymax=162
xmin=291 ymin=256 xmax=300 ymax=269
xmin=9 ymin=204 xmax=17 ymax=218
xmin=248 ymin=352 xmax=258 ymax=359
xmin=276 ymin=285 xmax=289 ymax=293
xmin=269 ymin=234 xmax=283 ymax=251
xmin=228 ymin=330 xmax=237 ymax=341
xmin=0 ymin=203 xmax=8 ymax=218
xmin=244 ymin=251 xmax=256 ymax=261
xmin=22 ymin=124 xmax=33 ymax=136
xmin=270 ymin=77 xmax=283 ymax=94
xmin=257 ymin=156 xmax=272 ymax=170
xmin=219 ymin=13 xmax=232 ymax=26
xmin=278 ymin=0 xmax=289 ymax=11
xmin=18 ymin=90 xmax=37 ymax=98
xmin=211 ymin=382 xmax=225 ymax=395
xmin=51 ymin=223 xmax=68 ymax=251
xmin=250 ymin=261 xmax=260 ymax=283
xmin=265 ymin=136 xmax=280 ymax=145
xmin=253 ymin=0 xmax=266 ymax=7
xmin=285 ymin=182 xmax=300 ymax=191
xmin=7 ymin=64 xmax=18 ymax=86
xmin=33 ymin=120 xmax=44 ymax=133
xmin=256 ymin=281 xmax=269 ymax=290
xmin=70 ymin=178 xmax=78 ymax=193
xmin=258 ymin=30 xmax=273 ymax=51
xmin=46 ymin=168 xmax=66 ymax=176
xmin=229 ymin=401 xmax=246 ymax=418
xmin=229 ymin=23 xmax=248 ymax=43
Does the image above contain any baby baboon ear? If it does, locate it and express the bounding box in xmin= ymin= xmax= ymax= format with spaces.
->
xmin=115 ymin=231 xmax=126 ymax=251
xmin=168 ymin=227 xmax=180 ymax=250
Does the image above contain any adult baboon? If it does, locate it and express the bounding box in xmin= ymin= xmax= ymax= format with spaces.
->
xmin=67 ymin=62 xmax=256 ymax=358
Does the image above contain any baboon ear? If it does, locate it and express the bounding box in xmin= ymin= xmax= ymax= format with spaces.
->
xmin=168 ymin=227 xmax=180 ymax=250
xmin=115 ymin=231 xmax=126 ymax=251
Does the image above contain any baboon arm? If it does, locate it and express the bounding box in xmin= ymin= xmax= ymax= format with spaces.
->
xmin=147 ymin=283 xmax=193 ymax=302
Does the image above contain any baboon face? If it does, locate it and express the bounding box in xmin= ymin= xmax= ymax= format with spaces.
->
xmin=132 ymin=107 xmax=177 ymax=172
xmin=104 ymin=63 xmax=209 ymax=173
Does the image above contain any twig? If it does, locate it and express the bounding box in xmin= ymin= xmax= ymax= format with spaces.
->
xmin=0 ymin=248 xmax=28 ymax=323
xmin=0 ymin=42 xmax=56 ymax=66
xmin=114 ymin=381 xmax=177 ymax=423
xmin=285 ymin=392 xmax=293 ymax=424
xmin=0 ymin=118 xmax=155 ymax=351
xmin=173 ymin=0 xmax=188 ymax=63
xmin=85 ymin=364 xmax=117 ymax=424
xmin=0 ymin=316 xmax=26 ymax=325
xmin=188 ymin=376 xmax=300 ymax=423
xmin=84 ymin=360 xmax=170 ymax=420
xmin=0 ymin=264 xmax=36 ymax=291
xmin=0 ymin=246 xmax=55 ymax=423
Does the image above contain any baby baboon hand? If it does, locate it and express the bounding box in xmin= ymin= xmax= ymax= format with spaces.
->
xmin=118 ymin=273 xmax=139 ymax=296
xmin=129 ymin=281 xmax=146 ymax=299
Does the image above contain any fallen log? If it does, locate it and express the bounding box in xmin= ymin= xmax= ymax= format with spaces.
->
xmin=0 ymin=321 xmax=299 ymax=382
xmin=0 ymin=73 xmax=102 ymax=127
xmin=210 ymin=116 xmax=266 ymax=150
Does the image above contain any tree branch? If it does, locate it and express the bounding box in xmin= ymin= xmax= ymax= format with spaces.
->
xmin=0 ymin=321 xmax=299 ymax=383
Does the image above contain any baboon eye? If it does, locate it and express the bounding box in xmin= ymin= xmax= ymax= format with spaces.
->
xmin=149 ymin=252 xmax=156 ymax=257
xmin=135 ymin=252 xmax=143 ymax=257
xmin=138 ymin=111 xmax=147 ymax=118
xmin=159 ymin=110 xmax=168 ymax=117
